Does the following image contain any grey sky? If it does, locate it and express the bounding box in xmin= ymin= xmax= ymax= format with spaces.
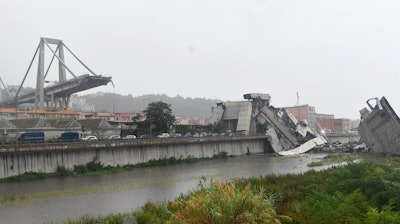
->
xmin=1 ymin=0 xmax=400 ymax=119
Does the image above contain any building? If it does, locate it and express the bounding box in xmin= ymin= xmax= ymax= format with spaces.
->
xmin=115 ymin=113 xmax=132 ymax=121
xmin=78 ymin=111 xmax=133 ymax=122
xmin=333 ymin=118 xmax=352 ymax=133
xmin=315 ymin=113 xmax=334 ymax=133
xmin=285 ymin=105 xmax=317 ymax=130
xmin=0 ymin=108 xmax=79 ymax=119
xmin=284 ymin=105 xmax=334 ymax=133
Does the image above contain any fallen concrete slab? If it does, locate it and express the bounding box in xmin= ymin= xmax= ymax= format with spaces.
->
xmin=277 ymin=135 xmax=327 ymax=156
xmin=358 ymin=97 xmax=400 ymax=154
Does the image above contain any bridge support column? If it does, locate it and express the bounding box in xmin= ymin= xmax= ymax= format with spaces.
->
xmin=35 ymin=40 xmax=45 ymax=109
xmin=58 ymin=42 xmax=66 ymax=84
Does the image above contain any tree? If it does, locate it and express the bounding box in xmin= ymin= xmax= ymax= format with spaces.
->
xmin=132 ymin=113 xmax=143 ymax=124
xmin=144 ymin=101 xmax=175 ymax=135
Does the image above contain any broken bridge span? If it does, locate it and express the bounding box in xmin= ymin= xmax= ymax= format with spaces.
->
xmin=0 ymin=37 xmax=112 ymax=110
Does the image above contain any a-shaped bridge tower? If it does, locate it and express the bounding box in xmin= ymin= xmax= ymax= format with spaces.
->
xmin=0 ymin=37 xmax=112 ymax=110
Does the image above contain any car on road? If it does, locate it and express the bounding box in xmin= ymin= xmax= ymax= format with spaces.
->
xmin=157 ymin=133 xmax=170 ymax=138
xmin=139 ymin=135 xmax=149 ymax=139
xmin=123 ymin=135 xmax=137 ymax=139
xmin=173 ymin=133 xmax=182 ymax=138
xmin=55 ymin=131 xmax=80 ymax=141
xmin=82 ymin=135 xmax=98 ymax=141
xmin=109 ymin=135 xmax=121 ymax=140
xmin=184 ymin=133 xmax=193 ymax=138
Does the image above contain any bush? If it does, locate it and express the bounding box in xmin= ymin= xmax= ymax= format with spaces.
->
xmin=56 ymin=166 xmax=71 ymax=176
xmin=73 ymin=165 xmax=87 ymax=174
xmin=168 ymin=178 xmax=290 ymax=224
xmin=63 ymin=213 xmax=124 ymax=224
xmin=86 ymin=161 xmax=103 ymax=172
xmin=366 ymin=207 xmax=400 ymax=224
xmin=134 ymin=201 xmax=171 ymax=224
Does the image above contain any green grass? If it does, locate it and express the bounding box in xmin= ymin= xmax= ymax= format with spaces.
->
xmin=132 ymin=155 xmax=400 ymax=224
xmin=40 ymin=154 xmax=400 ymax=224
xmin=308 ymin=153 xmax=358 ymax=167
xmin=45 ymin=213 xmax=127 ymax=224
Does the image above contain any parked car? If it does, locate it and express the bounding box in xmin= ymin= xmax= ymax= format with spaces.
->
xmin=173 ymin=133 xmax=182 ymax=138
xmin=17 ymin=131 xmax=45 ymax=143
xmin=184 ymin=133 xmax=193 ymax=138
xmin=55 ymin=132 xmax=80 ymax=141
xmin=139 ymin=135 xmax=149 ymax=139
xmin=109 ymin=135 xmax=121 ymax=140
xmin=157 ymin=133 xmax=170 ymax=138
xmin=82 ymin=135 xmax=98 ymax=141
xmin=123 ymin=135 xmax=136 ymax=139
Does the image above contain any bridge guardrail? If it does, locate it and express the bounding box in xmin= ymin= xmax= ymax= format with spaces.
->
xmin=0 ymin=134 xmax=270 ymax=152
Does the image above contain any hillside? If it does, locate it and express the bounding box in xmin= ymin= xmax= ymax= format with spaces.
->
xmin=71 ymin=93 xmax=221 ymax=118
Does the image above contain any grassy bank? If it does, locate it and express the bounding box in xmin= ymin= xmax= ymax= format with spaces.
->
xmin=307 ymin=153 xmax=358 ymax=167
xmin=10 ymin=153 xmax=400 ymax=223
xmin=139 ymin=155 xmax=400 ymax=224
xmin=45 ymin=154 xmax=400 ymax=223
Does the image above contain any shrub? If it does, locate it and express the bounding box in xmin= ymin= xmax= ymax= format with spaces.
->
xmin=168 ymin=178 xmax=290 ymax=224
xmin=56 ymin=165 xmax=71 ymax=176
xmin=73 ymin=165 xmax=87 ymax=174
xmin=63 ymin=213 xmax=124 ymax=224
xmin=366 ymin=207 xmax=400 ymax=224
xmin=134 ymin=201 xmax=171 ymax=224
xmin=86 ymin=161 xmax=103 ymax=172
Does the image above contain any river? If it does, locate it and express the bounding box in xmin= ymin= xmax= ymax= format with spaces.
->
xmin=0 ymin=153 xmax=349 ymax=224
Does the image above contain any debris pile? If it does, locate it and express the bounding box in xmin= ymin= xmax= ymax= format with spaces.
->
xmin=357 ymin=97 xmax=400 ymax=154
xmin=211 ymin=93 xmax=327 ymax=155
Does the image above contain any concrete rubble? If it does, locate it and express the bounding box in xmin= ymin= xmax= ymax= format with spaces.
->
xmin=210 ymin=93 xmax=327 ymax=155
xmin=357 ymin=97 xmax=400 ymax=154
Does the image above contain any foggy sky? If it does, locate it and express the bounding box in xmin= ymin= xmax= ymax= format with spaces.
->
xmin=1 ymin=0 xmax=400 ymax=119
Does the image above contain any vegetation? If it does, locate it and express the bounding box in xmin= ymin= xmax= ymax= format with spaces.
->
xmin=144 ymin=101 xmax=176 ymax=134
xmin=308 ymin=153 xmax=358 ymax=167
xmin=32 ymin=154 xmax=400 ymax=224
xmin=135 ymin=177 xmax=290 ymax=224
xmin=45 ymin=213 xmax=125 ymax=224
xmin=131 ymin=155 xmax=400 ymax=224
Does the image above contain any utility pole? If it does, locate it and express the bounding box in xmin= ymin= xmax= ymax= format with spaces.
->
xmin=143 ymin=99 xmax=152 ymax=138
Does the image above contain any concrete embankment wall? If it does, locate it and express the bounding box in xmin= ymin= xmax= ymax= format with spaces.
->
xmin=0 ymin=136 xmax=269 ymax=179
xmin=326 ymin=133 xmax=360 ymax=144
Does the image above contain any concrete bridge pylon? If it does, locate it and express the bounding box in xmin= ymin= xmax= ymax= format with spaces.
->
xmin=1 ymin=37 xmax=112 ymax=110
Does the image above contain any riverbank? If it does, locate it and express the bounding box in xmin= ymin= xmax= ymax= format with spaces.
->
xmin=1 ymin=153 xmax=389 ymax=223
xmin=133 ymin=153 xmax=400 ymax=224
xmin=56 ymin=153 xmax=400 ymax=224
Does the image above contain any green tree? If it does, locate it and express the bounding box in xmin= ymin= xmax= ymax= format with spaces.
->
xmin=144 ymin=101 xmax=175 ymax=135
xmin=132 ymin=113 xmax=143 ymax=124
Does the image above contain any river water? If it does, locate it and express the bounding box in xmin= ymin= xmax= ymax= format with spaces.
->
xmin=0 ymin=153 xmax=351 ymax=224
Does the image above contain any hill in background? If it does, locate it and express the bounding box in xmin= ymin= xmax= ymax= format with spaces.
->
xmin=71 ymin=92 xmax=221 ymax=118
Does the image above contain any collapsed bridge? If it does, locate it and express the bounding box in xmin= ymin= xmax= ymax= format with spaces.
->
xmin=0 ymin=37 xmax=112 ymax=110
xmin=210 ymin=93 xmax=327 ymax=155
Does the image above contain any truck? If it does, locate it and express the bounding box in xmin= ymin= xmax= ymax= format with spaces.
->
xmin=17 ymin=132 xmax=45 ymax=143
xmin=55 ymin=131 xmax=80 ymax=141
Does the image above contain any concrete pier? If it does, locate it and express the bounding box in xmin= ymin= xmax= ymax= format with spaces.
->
xmin=0 ymin=136 xmax=269 ymax=179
